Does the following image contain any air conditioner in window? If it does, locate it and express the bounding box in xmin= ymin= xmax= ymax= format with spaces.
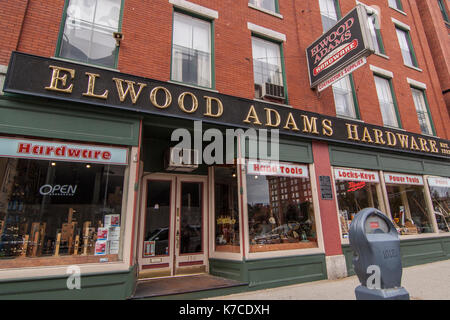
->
xmin=256 ymin=82 xmax=285 ymax=101
xmin=165 ymin=147 xmax=199 ymax=172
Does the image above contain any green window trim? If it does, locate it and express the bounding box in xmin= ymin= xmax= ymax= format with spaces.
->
xmin=438 ymin=0 xmax=450 ymax=24
xmin=248 ymin=0 xmax=280 ymax=14
xmin=170 ymin=8 xmax=216 ymax=90
xmin=250 ymin=33 xmax=289 ymax=105
xmin=349 ymin=74 xmax=361 ymax=120
xmin=389 ymin=0 xmax=404 ymax=12
xmin=374 ymin=74 xmax=403 ymax=129
xmin=395 ymin=26 xmax=419 ymax=68
xmin=368 ymin=12 xmax=386 ymax=55
xmin=55 ymin=0 xmax=125 ymax=70
xmin=410 ymin=86 xmax=437 ymax=136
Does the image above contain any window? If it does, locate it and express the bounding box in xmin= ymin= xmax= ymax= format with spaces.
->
xmin=438 ymin=0 xmax=450 ymax=24
xmin=0 ymin=158 xmax=125 ymax=264
xmin=246 ymin=160 xmax=318 ymax=253
xmin=334 ymin=168 xmax=384 ymax=238
xmin=367 ymin=12 xmax=385 ymax=54
xmin=214 ymin=166 xmax=240 ymax=253
xmin=251 ymin=36 xmax=284 ymax=98
xmin=374 ymin=75 xmax=400 ymax=128
xmin=171 ymin=12 xmax=212 ymax=88
xmin=384 ymin=173 xmax=434 ymax=235
xmin=427 ymin=177 xmax=450 ymax=233
xmin=333 ymin=76 xmax=357 ymax=119
xmin=58 ymin=0 xmax=122 ymax=68
xmin=319 ymin=0 xmax=339 ymax=32
xmin=411 ymin=87 xmax=435 ymax=136
xmin=388 ymin=0 xmax=403 ymax=11
xmin=395 ymin=27 xmax=417 ymax=67
xmin=249 ymin=0 xmax=277 ymax=13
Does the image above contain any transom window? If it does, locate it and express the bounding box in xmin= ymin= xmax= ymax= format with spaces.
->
xmin=58 ymin=0 xmax=122 ymax=68
xmin=171 ymin=12 xmax=212 ymax=88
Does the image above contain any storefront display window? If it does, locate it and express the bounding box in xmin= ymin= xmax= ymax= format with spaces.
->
xmin=0 ymin=137 xmax=128 ymax=268
xmin=214 ymin=166 xmax=240 ymax=253
xmin=246 ymin=160 xmax=317 ymax=253
xmin=427 ymin=177 xmax=450 ymax=233
xmin=384 ymin=173 xmax=433 ymax=235
xmin=334 ymin=168 xmax=383 ymax=238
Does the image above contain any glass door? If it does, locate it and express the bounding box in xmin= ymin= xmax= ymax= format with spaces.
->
xmin=138 ymin=174 xmax=207 ymax=278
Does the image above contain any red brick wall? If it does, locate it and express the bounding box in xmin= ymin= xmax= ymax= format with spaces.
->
xmin=1 ymin=0 xmax=449 ymax=138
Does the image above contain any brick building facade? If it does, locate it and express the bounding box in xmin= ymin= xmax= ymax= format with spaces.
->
xmin=0 ymin=0 xmax=449 ymax=299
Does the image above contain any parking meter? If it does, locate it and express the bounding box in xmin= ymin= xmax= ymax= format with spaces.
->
xmin=349 ymin=208 xmax=409 ymax=300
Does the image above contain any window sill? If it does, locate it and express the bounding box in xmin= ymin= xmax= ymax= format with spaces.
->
xmin=336 ymin=115 xmax=364 ymax=123
xmin=51 ymin=57 xmax=120 ymax=72
xmin=374 ymin=52 xmax=390 ymax=60
xmin=253 ymin=98 xmax=292 ymax=108
xmin=389 ymin=6 xmax=407 ymax=16
xmin=404 ymin=64 xmax=422 ymax=72
xmin=168 ymin=80 xmax=219 ymax=93
xmin=384 ymin=124 xmax=405 ymax=131
xmin=248 ymin=3 xmax=283 ymax=19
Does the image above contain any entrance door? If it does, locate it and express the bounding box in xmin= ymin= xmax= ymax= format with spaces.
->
xmin=138 ymin=174 xmax=208 ymax=278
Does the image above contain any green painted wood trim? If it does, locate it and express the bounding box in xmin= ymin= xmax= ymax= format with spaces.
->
xmin=243 ymin=137 xmax=313 ymax=163
xmin=328 ymin=145 xmax=450 ymax=177
xmin=411 ymin=87 xmax=437 ymax=137
xmin=210 ymin=253 xmax=327 ymax=289
xmin=349 ymin=74 xmax=361 ymax=120
xmin=342 ymin=235 xmax=450 ymax=276
xmin=0 ymin=97 xmax=140 ymax=146
xmin=388 ymin=77 xmax=403 ymax=129
xmin=0 ymin=265 xmax=137 ymax=300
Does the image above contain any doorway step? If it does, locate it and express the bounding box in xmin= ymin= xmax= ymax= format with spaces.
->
xmin=130 ymin=274 xmax=248 ymax=300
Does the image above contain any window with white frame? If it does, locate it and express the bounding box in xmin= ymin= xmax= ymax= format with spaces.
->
xmin=58 ymin=0 xmax=122 ymax=68
xmin=333 ymin=77 xmax=357 ymax=118
xmin=249 ymin=0 xmax=277 ymax=12
xmin=411 ymin=87 xmax=434 ymax=136
xmin=252 ymin=36 xmax=284 ymax=97
xmin=388 ymin=0 xmax=403 ymax=11
xmin=319 ymin=0 xmax=338 ymax=32
xmin=374 ymin=75 xmax=400 ymax=127
xmin=171 ymin=12 xmax=212 ymax=88
xmin=367 ymin=12 xmax=384 ymax=54
xmin=395 ymin=27 xmax=417 ymax=67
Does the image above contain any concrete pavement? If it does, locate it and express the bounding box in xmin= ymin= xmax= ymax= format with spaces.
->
xmin=206 ymin=259 xmax=450 ymax=300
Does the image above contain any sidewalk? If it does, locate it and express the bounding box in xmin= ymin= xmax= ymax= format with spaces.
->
xmin=206 ymin=259 xmax=450 ymax=300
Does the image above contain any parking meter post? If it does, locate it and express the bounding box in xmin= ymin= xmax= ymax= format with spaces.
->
xmin=349 ymin=207 xmax=410 ymax=300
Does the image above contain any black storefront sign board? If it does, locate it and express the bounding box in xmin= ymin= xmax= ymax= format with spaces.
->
xmin=306 ymin=5 xmax=374 ymax=89
xmin=3 ymin=51 xmax=450 ymax=160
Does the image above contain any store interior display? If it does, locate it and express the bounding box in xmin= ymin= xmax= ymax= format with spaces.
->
xmin=246 ymin=173 xmax=317 ymax=252
xmin=214 ymin=166 xmax=240 ymax=252
xmin=429 ymin=182 xmax=450 ymax=233
xmin=0 ymin=158 xmax=125 ymax=260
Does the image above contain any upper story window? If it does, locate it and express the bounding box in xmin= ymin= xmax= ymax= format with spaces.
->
xmin=333 ymin=77 xmax=357 ymax=119
xmin=395 ymin=27 xmax=418 ymax=68
xmin=252 ymin=36 xmax=285 ymax=101
xmin=438 ymin=0 xmax=450 ymax=24
xmin=367 ymin=12 xmax=385 ymax=55
xmin=319 ymin=0 xmax=339 ymax=32
xmin=411 ymin=87 xmax=435 ymax=136
xmin=388 ymin=0 xmax=403 ymax=11
xmin=374 ymin=75 xmax=400 ymax=128
xmin=249 ymin=0 xmax=277 ymax=13
xmin=171 ymin=12 xmax=212 ymax=88
xmin=58 ymin=0 xmax=122 ymax=68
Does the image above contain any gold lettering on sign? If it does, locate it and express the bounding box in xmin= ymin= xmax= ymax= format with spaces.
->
xmin=361 ymin=127 xmax=374 ymax=143
xmin=83 ymin=72 xmax=108 ymax=99
xmin=150 ymin=86 xmax=172 ymax=109
xmin=204 ymin=96 xmax=223 ymax=118
xmin=429 ymin=140 xmax=439 ymax=153
xmin=113 ymin=78 xmax=147 ymax=104
xmin=346 ymin=124 xmax=360 ymax=141
xmin=243 ymin=105 xmax=262 ymax=125
xmin=396 ymin=133 xmax=409 ymax=149
xmin=301 ymin=115 xmax=319 ymax=134
xmin=322 ymin=119 xmax=333 ymax=136
xmin=264 ymin=108 xmax=281 ymax=127
xmin=410 ymin=136 xmax=420 ymax=151
xmin=386 ymin=131 xmax=397 ymax=146
xmin=418 ymin=137 xmax=430 ymax=152
xmin=45 ymin=65 xmax=75 ymax=93
xmin=373 ymin=129 xmax=386 ymax=145
xmin=178 ymin=92 xmax=198 ymax=113
xmin=283 ymin=112 xmax=299 ymax=131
